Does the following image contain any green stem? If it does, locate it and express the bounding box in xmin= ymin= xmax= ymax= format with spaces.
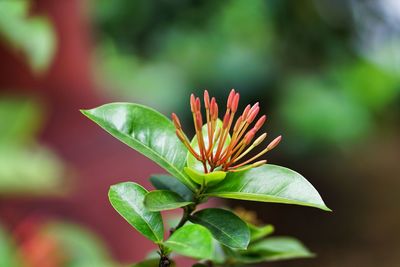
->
xmin=160 ymin=184 xmax=207 ymax=266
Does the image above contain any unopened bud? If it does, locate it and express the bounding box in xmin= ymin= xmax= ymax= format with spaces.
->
xmin=231 ymin=93 xmax=240 ymax=113
xmin=267 ymin=135 xmax=282 ymax=151
xmin=255 ymin=115 xmax=266 ymax=130
xmin=253 ymin=133 xmax=267 ymax=146
xmin=171 ymin=113 xmax=182 ymax=130
xmin=210 ymin=98 xmax=218 ymax=120
xmin=227 ymin=89 xmax=236 ymax=109
xmin=233 ymin=116 xmax=243 ymax=132
xmin=242 ymin=104 xmax=251 ymax=118
xmin=190 ymin=94 xmax=196 ymax=112
xmin=244 ymin=129 xmax=256 ymax=145
xmin=247 ymin=106 xmax=260 ymax=123
xmin=204 ymin=90 xmax=210 ymax=109
xmin=195 ymin=97 xmax=201 ymax=112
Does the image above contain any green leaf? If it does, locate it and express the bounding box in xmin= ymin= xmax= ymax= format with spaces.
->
xmin=149 ymin=175 xmax=193 ymax=201
xmin=249 ymin=223 xmax=274 ymax=242
xmin=108 ymin=182 xmax=164 ymax=242
xmin=189 ymin=208 xmax=250 ymax=249
xmin=144 ymin=190 xmax=193 ymax=211
xmin=186 ymin=120 xmax=230 ymax=172
xmin=205 ymin=165 xmax=331 ymax=211
xmin=164 ymin=224 xmax=214 ymax=259
xmin=241 ymin=236 xmax=315 ymax=262
xmin=184 ymin=167 xmax=226 ymax=186
xmin=131 ymin=259 xmax=176 ymax=267
xmin=82 ymin=103 xmax=196 ymax=190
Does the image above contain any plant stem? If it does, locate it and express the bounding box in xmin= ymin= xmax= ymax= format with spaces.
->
xmin=160 ymin=185 xmax=207 ymax=266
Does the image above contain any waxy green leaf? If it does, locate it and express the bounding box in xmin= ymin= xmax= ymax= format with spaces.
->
xmin=241 ymin=237 xmax=314 ymax=262
xmin=164 ymin=224 xmax=214 ymax=259
xmin=149 ymin=175 xmax=193 ymax=201
xmin=108 ymin=182 xmax=164 ymax=242
xmin=82 ymin=103 xmax=196 ymax=190
xmin=189 ymin=208 xmax=250 ymax=249
xmin=144 ymin=190 xmax=193 ymax=211
xmin=184 ymin=167 xmax=226 ymax=186
xmin=205 ymin=165 xmax=331 ymax=211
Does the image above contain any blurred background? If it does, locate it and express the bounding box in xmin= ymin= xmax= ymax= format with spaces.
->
xmin=0 ymin=0 xmax=399 ymax=266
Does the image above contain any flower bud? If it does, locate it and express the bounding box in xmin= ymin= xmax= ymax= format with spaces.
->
xmin=227 ymin=89 xmax=236 ymax=108
xmin=247 ymin=106 xmax=259 ymax=124
xmin=244 ymin=129 xmax=256 ymax=145
xmin=204 ymin=90 xmax=210 ymax=109
xmin=242 ymin=104 xmax=251 ymax=118
xmin=255 ymin=115 xmax=266 ymax=130
xmin=267 ymin=135 xmax=282 ymax=151
xmin=171 ymin=113 xmax=182 ymax=130
xmin=253 ymin=133 xmax=267 ymax=146
xmin=231 ymin=93 xmax=240 ymax=113
xmin=190 ymin=94 xmax=196 ymax=113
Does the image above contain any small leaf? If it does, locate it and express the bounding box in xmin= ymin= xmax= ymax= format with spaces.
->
xmin=149 ymin=175 xmax=193 ymax=201
xmin=205 ymin=165 xmax=331 ymax=211
xmin=249 ymin=223 xmax=274 ymax=242
xmin=108 ymin=182 xmax=164 ymax=242
xmin=82 ymin=103 xmax=196 ymax=190
xmin=189 ymin=208 xmax=250 ymax=249
xmin=184 ymin=167 xmax=226 ymax=186
xmin=164 ymin=224 xmax=214 ymax=259
xmin=144 ymin=190 xmax=193 ymax=211
xmin=186 ymin=120 xmax=230 ymax=172
xmin=242 ymin=236 xmax=315 ymax=262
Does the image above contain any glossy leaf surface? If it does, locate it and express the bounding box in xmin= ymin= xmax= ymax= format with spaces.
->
xmin=82 ymin=103 xmax=196 ymax=190
xmin=149 ymin=174 xmax=193 ymax=201
xmin=164 ymin=224 xmax=213 ymax=259
xmin=189 ymin=208 xmax=250 ymax=249
xmin=144 ymin=190 xmax=193 ymax=211
xmin=184 ymin=167 xmax=226 ymax=186
xmin=205 ymin=165 xmax=330 ymax=211
xmin=108 ymin=182 xmax=164 ymax=242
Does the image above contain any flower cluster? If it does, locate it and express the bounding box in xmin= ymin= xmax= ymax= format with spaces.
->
xmin=172 ymin=89 xmax=281 ymax=173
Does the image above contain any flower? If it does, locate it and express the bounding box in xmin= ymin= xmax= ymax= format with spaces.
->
xmin=172 ymin=89 xmax=281 ymax=173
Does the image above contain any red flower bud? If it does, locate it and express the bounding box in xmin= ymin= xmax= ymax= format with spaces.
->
xmin=247 ymin=105 xmax=259 ymax=123
xmin=254 ymin=115 xmax=266 ymax=130
xmin=190 ymin=94 xmax=196 ymax=113
xmin=231 ymin=93 xmax=240 ymax=113
xmin=227 ymin=89 xmax=236 ymax=108
xmin=204 ymin=90 xmax=210 ymax=109
xmin=171 ymin=113 xmax=182 ymax=130
xmin=242 ymin=104 xmax=251 ymax=118
xmin=267 ymin=135 xmax=282 ymax=151
xmin=195 ymin=97 xmax=201 ymax=112
xmin=244 ymin=129 xmax=256 ymax=145
xmin=233 ymin=116 xmax=243 ymax=132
